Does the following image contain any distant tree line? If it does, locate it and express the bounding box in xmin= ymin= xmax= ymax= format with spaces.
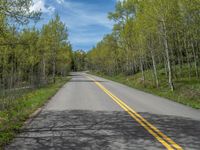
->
xmin=0 ymin=0 xmax=72 ymax=93
xmin=72 ymin=50 xmax=86 ymax=71
xmin=86 ymin=0 xmax=200 ymax=91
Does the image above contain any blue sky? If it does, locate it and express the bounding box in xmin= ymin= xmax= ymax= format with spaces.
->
xmin=30 ymin=0 xmax=117 ymax=51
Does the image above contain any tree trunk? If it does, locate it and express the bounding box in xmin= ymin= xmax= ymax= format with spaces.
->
xmin=52 ymin=47 xmax=56 ymax=84
xmin=53 ymin=59 xmax=56 ymax=84
xmin=149 ymin=35 xmax=159 ymax=88
xmin=140 ymin=57 xmax=145 ymax=85
xmin=177 ymin=32 xmax=184 ymax=77
xmin=150 ymin=49 xmax=159 ymax=88
xmin=162 ymin=20 xmax=174 ymax=91
xmin=191 ymin=40 xmax=199 ymax=78
xmin=42 ymin=55 xmax=46 ymax=84
xmin=184 ymin=39 xmax=191 ymax=79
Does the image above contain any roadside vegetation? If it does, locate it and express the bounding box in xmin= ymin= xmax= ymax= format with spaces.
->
xmin=91 ymin=68 xmax=200 ymax=109
xmin=84 ymin=0 xmax=200 ymax=108
xmin=0 ymin=0 xmax=73 ymax=148
xmin=0 ymin=0 xmax=72 ymax=117
xmin=0 ymin=77 xmax=70 ymax=148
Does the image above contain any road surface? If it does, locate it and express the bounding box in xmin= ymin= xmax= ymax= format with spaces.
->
xmin=6 ymin=72 xmax=200 ymax=150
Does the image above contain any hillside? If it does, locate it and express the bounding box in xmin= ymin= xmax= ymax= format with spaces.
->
xmin=91 ymin=65 xmax=200 ymax=109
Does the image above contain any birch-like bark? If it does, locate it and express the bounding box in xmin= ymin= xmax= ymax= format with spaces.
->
xmin=162 ymin=20 xmax=174 ymax=91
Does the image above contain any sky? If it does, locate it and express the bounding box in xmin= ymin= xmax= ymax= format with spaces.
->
xmin=30 ymin=0 xmax=118 ymax=51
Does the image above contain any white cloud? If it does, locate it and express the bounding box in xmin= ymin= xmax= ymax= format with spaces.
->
xmin=60 ymin=1 xmax=113 ymax=29
xmin=56 ymin=0 xmax=64 ymax=4
xmin=56 ymin=1 xmax=114 ymax=50
xmin=33 ymin=0 xmax=114 ymax=50
xmin=47 ymin=6 xmax=55 ymax=13
xmin=30 ymin=0 xmax=55 ymax=13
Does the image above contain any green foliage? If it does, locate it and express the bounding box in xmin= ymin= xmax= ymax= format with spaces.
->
xmin=0 ymin=0 xmax=41 ymax=25
xmin=86 ymin=0 xmax=200 ymax=91
xmin=72 ymin=50 xmax=86 ymax=71
xmin=0 ymin=77 xmax=70 ymax=148
xmin=0 ymin=2 xmax=73 ymax=145
xmin=0 ymin=17 xmax=72 ymax=87
xmin=0 ymin=1 xmax=72 ymax=112
xmin=87 ymin=34 xmax=120 ymax=75
xmin=92 ymin=65 xmax=200 ymax=109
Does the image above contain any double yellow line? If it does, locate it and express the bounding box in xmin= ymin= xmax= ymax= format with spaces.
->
xmin=87 ymin=75 xmax=183 ymax=150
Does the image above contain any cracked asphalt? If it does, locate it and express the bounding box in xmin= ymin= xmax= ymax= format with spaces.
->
xmin=5 ymin=72 xmax=200 ymax=150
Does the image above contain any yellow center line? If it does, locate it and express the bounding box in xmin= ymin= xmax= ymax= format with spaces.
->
xmin=86 ymin=75 xmax=183 ymax=150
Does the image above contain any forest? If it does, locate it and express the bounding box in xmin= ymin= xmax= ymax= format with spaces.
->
xmin=0 ymin=1 xmax=73 ymax=146
xmin=86 ymin=0 xmax=200 ymax=91
xmin=0 ymin=0 xmax=72 ymax=109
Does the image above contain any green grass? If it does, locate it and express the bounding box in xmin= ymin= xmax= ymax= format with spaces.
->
xmin=90 ymin=68 xmax=200 ymax=109
xmin=0 ymin=77 xmax=70 ymax=149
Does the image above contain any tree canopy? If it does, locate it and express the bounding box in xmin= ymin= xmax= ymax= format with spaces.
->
xmin=0 ymin=1 xmax=72 ymax=92
xmin=86 ymin=0 xmax=200 ymax=91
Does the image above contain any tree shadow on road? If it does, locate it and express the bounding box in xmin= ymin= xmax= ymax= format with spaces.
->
xmin=68 ymin=74 xmax=82 ymax=77
xmin=5 ymin=110 xmax=200 ymax=150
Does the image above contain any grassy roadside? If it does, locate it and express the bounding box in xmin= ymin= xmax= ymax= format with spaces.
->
xmin=90 ymin=71 xmax=200 ymax=109
xmin=0 ymin=77 xmax=70 ymax=148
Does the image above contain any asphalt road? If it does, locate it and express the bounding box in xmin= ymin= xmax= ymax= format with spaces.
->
xmin=6 ymin=72 xmax=200 ymax=150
